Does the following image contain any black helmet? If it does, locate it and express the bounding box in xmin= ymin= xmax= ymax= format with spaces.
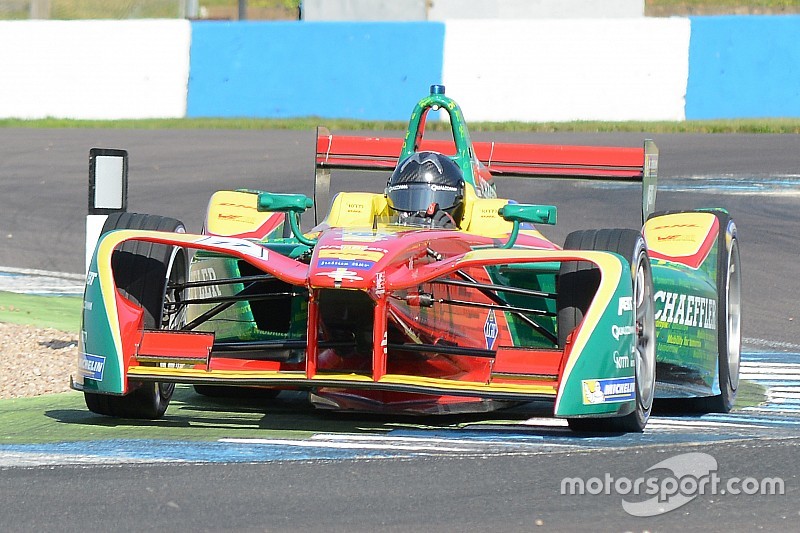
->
xmin=386 ymin=151 xmax=465 ymax=224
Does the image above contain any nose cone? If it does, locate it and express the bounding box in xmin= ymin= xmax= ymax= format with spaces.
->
xmin=308 ymin=229 xmax=393 ymax=289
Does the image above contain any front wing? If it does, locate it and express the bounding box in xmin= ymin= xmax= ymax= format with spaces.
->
xmin=74 ymin=229 xmax=639 ymax=419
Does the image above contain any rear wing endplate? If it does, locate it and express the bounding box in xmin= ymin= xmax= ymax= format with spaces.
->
xmin=314 ymin=127 xmax=658 ymax=225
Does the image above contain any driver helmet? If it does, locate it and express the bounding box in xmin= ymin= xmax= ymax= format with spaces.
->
xmin=385 ymin=151 xmax=465 ymax=226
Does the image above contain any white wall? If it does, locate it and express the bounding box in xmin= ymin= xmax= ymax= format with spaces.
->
xmin=442 ymin=19 xmax=690 ymax=122
xmin=0 ymin=20 xmax=191 ymax=120
xmin=303 ymin=0 xmax=426 ymax=20
xmin=430 ymin=0 xmax=643 ymax=20
xmin=303 ymin=0 xmax=643 ymax=20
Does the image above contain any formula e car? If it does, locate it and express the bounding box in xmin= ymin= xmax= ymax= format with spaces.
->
xmin=73 ymin=85 xmax=741 ymax=432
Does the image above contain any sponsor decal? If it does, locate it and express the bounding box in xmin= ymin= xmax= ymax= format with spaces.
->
xmin=614 ymin=351 xmax=632 ymax=369
xmin=611 ymin=324 xmax=636 ymax=341
xmin=651 ymin=223 xmax=699 ymax=230
xmin=386 ymin=183 xmax=457 ymax=194
xmin=654 ymin=291 xmax=716 ymax=330
xmin=318 ymin=245 xmax=386 ymax=262
xmin=217 ymin=213 xmax=256 ymax=224
xmin=645 ymin=183 xmax=656 ymax=206
xmin=582 ymin=377 xmax=636 ymax=404
xmin=618 ymin=296 xmax=633 ymax=315
xmin=374 ymin=271 xmax=386 ymax=297
xmin=341 ymin=200 xmax=373 ymax=215
xmin=195 ymin=236 xmax=269 ymax=260
xmin=337 ymin=231 xmax=389 ymax=243
xmin=219 ymin=202 xmax=257 ymax=211
xmin=317 ymin=258 xmax=374 ymax=270
xmin=86 ymin=270 xmax=98 ymax=286
xmin=318 ymin=268 xmax=363 ymax=283
xmin=484 ymin=309 xmax=499 ymax=350
xmin=189 ymin=267 xmax=222 ymax=299
xmin=645 ymin=154 xmax=658 ymax=177
xmin=79 ymin=353 xmax=106 ymax=381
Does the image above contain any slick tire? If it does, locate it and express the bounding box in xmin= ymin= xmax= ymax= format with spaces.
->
xmin=559 ymin=229 xmax=656 ymax=433
xmin=84 ymin=213 xmax=187 ymax=419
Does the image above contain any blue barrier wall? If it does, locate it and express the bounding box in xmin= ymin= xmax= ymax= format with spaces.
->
xmin=686 ymin=15 xmax=800 ymax=120
xmin=187 ymin=21 xmax=445 ymax=120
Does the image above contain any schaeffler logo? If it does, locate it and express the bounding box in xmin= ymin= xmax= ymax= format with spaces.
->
xmin=561 ymin=452 xmax=784 ymax=517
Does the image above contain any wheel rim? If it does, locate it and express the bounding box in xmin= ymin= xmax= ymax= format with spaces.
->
xmin=162 ymin=248 xmax=187 ymax=331
xmin=727 ymin=239 xmax=742 ymax=390
xmin=634 ymin=253 xmax=656 ymax=411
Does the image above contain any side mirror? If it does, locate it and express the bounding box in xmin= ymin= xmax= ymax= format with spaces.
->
xmin=257 ymin=192 xmax=313 ymax=214
xmin=257 ymin=192 xmax=316 ymax=246
xmin=498 ymin=203 xmax=557 ymax=249
xmin=499 ymin=203 xmax=557 ymax=226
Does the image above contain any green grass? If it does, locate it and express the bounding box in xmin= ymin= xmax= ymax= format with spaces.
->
xmin=0 ymin=388 xmax=320 ymax=444
xmin=4 ymin=0 xmax=800 ymax=19
xmin=734 ymin=378 xmax=768 ymax=409
xmin=0 ymin=382 xmax=768 ymax=445
xmin=5 ymin=116 xmax=800 ymax=134
xmin=0 ymin=292 xmax=81 ymax=333
xmin=647 ymin=0 xmax=800 ymax=15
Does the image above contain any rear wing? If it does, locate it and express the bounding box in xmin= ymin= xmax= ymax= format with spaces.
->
xmin=314 ymin=127 xmax=658 ymax=225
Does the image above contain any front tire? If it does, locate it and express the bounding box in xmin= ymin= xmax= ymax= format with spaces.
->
xmin=84 ymin=213 xmax=187 ymax=419
xmin=559 ymin=229 xmax=656 ymax=433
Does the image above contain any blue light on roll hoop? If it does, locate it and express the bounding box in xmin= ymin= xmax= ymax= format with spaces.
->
xmin=430 ymin=84 xmax=445 ymax=95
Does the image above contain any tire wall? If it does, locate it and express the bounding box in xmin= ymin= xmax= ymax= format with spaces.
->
xmin=1 ymin=16 xmax=799 ymax=120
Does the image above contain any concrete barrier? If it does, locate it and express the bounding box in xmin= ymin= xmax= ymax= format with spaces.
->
xmin=187 ymin=21 xmax=444 ymax=121
xmin=686 ymin=15 xmax=800 ymax=119
xmin=1 ymin=17 xmax=799 ymax=122
xmin=0 ymin=20 xmax=190 ymax=120
xmin=442 ymin=18 xmax=690 ymax=122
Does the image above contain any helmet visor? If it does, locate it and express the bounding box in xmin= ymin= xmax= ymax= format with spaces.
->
xmin=387 ymin=183 xmax=460 ymax=213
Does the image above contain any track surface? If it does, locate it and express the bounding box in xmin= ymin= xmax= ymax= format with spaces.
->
xmin=1 ymin=130 xmax=799 ymax=530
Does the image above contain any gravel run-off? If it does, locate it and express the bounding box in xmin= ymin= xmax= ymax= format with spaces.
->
xmin=0 ymin=322 xmax=77 ymax=399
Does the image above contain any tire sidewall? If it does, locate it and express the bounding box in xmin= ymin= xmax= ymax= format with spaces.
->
xmin=716 ymin=215 xmax=740 ymax=411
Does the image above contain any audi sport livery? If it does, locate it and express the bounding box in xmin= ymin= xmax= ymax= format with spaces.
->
xmin=73 ymin=86 xmax=741 ymax=432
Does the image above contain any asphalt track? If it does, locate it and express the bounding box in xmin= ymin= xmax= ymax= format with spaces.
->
xmin=1 ymin=129 xmax=800 ymax=531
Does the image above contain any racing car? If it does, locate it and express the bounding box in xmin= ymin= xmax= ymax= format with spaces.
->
xmin=73 ymin=85 xmax=741 ymax=432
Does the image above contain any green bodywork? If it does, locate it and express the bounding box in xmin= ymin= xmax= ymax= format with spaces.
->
xmin=76 ymin=253 xmax=127 ymax=394
xmin=651 ymin=252 xmax=720 ymax=395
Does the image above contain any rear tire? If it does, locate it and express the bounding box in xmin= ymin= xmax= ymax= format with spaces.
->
xmin=559 ymin=229 xmax=656 ymax=433
xmin=84 ymin=213 xmax=187 ymax=419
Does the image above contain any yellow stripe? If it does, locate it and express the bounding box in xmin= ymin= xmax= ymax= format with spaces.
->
xmin=95 ymin=232 xmax=127 ymax=390
xmin=490 ymin=373 xmax=558 ymax=382
xmin=380 ymin=374 xmax=557 ymax=395
xmin=127 ymin=367 xmax=558 ymax=395
xmin=553 ymin=253 xmax=623 ymax=411
xmin=129 ymin=367 xmax=306 ymax=379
